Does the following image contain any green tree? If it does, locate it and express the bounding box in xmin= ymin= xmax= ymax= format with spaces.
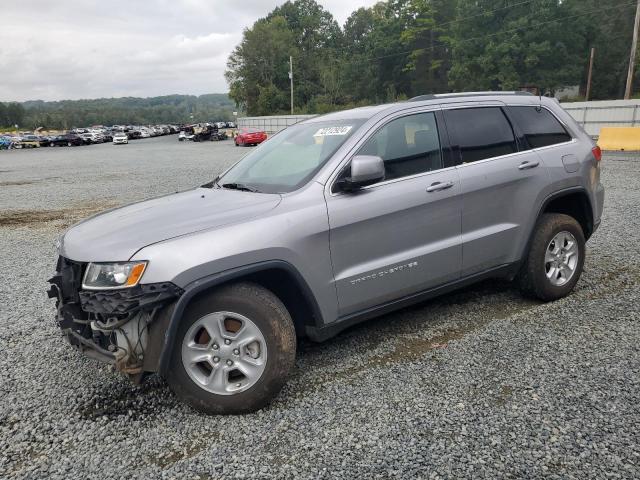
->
xmin=6 ymin=102 xmax=25 ymax=127
xmin=226 ymin=0 xmax=343 ymax=114
xmin=448 ymin=0 xmax=584 ymax=93
xmin=564 ymin=0 xmax=635 ymax=99
xmin=226 ymin=16 xmax=295 ymax=115
xmin=0 ymin=103 xmax=7 ymax=126
xmin=400 ymin=0 xmax=457 ymax=95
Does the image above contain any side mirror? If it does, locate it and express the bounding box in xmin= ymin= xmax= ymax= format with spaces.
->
xmin=339 ymin=155 xmax=385 ymax=191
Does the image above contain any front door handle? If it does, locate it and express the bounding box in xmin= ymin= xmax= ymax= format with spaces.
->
xmin=426 ymin=181 xmax=454 ymax=193
xmin=518 ymin=160 xmax=540 ymax=170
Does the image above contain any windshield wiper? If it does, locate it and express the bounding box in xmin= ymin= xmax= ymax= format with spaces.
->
xmin=221 ymin=182 xmax=260 ymax=193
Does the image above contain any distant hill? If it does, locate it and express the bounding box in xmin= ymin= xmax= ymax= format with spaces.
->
xmin=1 ymin=94 xmax=236 ymax=129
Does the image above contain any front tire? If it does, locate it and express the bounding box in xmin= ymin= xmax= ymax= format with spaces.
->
xmin=166 ymin=283 xmax=296 ymax=415
xmin=518 ymin=213 xmax=585 ymax=301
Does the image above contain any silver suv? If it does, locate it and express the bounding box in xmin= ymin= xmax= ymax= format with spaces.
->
xmin=48 ymin=92 xmax=605 ymax=414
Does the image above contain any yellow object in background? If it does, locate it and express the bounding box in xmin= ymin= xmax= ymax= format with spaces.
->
xmin=597 ymin=127 xmax=640 ymax=151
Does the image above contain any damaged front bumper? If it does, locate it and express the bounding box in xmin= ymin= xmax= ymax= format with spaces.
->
xmin=48 ymin=257 xmax=183 ymax=378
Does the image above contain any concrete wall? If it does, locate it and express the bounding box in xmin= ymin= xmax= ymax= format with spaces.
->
xmin=240 ymin=100 xmax=640 ymax=138
xmin=561 ymin=99 xmax=640 ymax=137
xmin=237 ymin=115 xmax=316 ymax=134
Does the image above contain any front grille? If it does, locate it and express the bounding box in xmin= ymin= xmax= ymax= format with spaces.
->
xmin=51 ymin=256 xmax=87 ymax=304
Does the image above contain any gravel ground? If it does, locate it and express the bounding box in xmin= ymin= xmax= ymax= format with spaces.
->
xmin=0 ymin=137 xmax=639 ymax=479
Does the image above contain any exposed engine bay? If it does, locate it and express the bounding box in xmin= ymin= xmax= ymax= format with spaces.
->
xmin=47 ymin=257 xmax=183 ymax=380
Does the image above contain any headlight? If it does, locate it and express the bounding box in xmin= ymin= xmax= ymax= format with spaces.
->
xmin=82 ymin=261 xmax=147 ymax=290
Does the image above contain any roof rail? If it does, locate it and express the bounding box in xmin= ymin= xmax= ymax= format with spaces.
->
xmin=409 ymin=91 xmax=534 ymax=102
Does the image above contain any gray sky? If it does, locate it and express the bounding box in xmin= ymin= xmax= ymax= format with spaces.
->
xmin=0 ymin=0 xmax=378 ymax=102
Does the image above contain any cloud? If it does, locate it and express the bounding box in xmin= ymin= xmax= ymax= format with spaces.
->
xmin=0 ymin=0 xmax=377 ymax=101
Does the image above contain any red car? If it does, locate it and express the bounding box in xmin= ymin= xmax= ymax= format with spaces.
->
xmin=235 ymin=127 xmax=267 ymax=147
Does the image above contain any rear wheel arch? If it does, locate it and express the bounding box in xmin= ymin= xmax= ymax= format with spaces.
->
xmin=156 ymin=261 xmax=323 ymax=375
xmin=541 ymin=189 xmax=594 ymax=240
xmin=515 ymin=188 xmax=594 ymax=280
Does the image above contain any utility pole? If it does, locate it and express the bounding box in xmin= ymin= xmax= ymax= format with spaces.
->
xmin=585 ymin=47 xmax=595 ymax=101
xmin=625 ymin=0 xmax=640 ymax=99
xmin=289 ymin=56 xmax=294 ymax=114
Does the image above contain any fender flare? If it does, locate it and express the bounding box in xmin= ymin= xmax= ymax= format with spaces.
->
xmin=157 ymin=260 xmax=323 ymax=375
xmin=537 ymin=186 xmax=594 ymax=234
xmin=517 ymin=186 xmax=593 ymax=274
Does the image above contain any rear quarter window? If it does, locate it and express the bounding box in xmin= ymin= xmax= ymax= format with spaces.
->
xmin=508 ymin=106 xmax=572 ymax=148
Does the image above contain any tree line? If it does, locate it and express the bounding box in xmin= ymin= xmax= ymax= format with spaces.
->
xmin=226 ymin=0 xmax=638 ymax=116
xmin=0 ymin=94 xmax=235 ymax=130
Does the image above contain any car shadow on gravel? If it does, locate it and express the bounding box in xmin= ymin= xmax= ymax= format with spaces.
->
xmin=291 ymin=279 xmax=541 ymax=394
xmin=79 ymin=376 xmax=179 ymax=421
xmin=77 ymin=279 xmax=540 ymax=419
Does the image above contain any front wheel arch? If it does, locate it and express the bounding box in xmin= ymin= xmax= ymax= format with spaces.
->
xmin=156 ymin=261 xmax=323 ymax=375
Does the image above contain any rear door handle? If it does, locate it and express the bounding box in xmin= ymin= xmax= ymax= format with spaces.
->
xmin=518 ymin=160 xmax=540 ymax=170
xmin=426 ymin=181 xmax=454 ymax=193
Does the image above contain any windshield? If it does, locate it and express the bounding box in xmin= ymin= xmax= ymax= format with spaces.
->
xmin=218 ymin=119 xmax=364 ymax=193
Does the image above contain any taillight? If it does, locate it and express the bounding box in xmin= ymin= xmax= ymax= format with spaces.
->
xmin=592 ymin=146 xmax=602 ymax=162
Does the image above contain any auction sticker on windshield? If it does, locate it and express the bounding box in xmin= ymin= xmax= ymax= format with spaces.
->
xmin=314 ymin=126 xmax=352 ymax=137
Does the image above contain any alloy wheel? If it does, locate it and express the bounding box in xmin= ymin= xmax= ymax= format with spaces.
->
xmin=544 ymin=231 xmax=579 ymax=287
xmin=181 ymin=311 xmax=267 ymax=395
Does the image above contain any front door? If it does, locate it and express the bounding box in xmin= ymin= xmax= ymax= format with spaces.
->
xmin=325 ymin=111 xmax=463 ymax=317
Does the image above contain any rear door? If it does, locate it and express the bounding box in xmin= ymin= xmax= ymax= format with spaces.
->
xmin=325 ymin=110 xmax=462 ymax=316
xmin=443 ymin=105 xmax=550 ymax=276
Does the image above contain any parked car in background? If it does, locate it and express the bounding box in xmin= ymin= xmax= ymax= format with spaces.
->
xmin=37 ymin=136 xmax=54 ymax=147
xmin=17 ymin=135 xmax=42 ymax=148
xmin=79 ymin=133 xmax=94 ymax=145
xmin=113 ymin=132 xmax=129 ymax=145
xmin=0 ymin=135 xmax=13 ymax=150
xmin=234 ymin=127 xmax=267 ymax=147
xmin=81 ymin=132 xmax=104 ymax=144
xmin=226 ymin=121 xmax=236 ymax=128
xmin=49 ymin=134 xmax=84 ymax=147
xmin=179 ymin=126 xmax=195 ymax=141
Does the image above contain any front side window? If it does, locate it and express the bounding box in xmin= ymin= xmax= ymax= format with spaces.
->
xmin=357 ymin=112 xmax=442 ymax=181
xmin=444 ymin=107 xmax=517 ymax=163
xmin=218 ymin=119 xmax=364 ymax=193
xmin=508 ymin=106 xmax=572 ymax=148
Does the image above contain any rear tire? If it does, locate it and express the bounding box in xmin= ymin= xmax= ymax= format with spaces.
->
xmin=518 ymin=213 xmax=585 ymax=301
xmin=166 ymin=282 xmax=296 ymax=415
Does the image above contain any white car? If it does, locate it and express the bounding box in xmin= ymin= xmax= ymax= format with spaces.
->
xmin=113 ymin=133 xmax=129 ymax=145
xmin=178 ymin=131 xmax=194 ymax=141
xmin=80 ymin=132 xmax=104 ymax=144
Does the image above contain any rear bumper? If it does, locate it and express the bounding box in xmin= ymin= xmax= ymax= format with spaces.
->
xmin=594 ymin=183 xmax=605 ymax=233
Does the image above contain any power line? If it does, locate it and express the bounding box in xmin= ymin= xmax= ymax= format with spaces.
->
xmin=432 ymin=0 xmax=538 ymax=30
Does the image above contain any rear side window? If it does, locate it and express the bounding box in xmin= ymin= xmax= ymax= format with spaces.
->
xmin=357 ymin=112 xmax=442 ymax=181
xmin=444 ymin=107 xmax=517 ymax=163
xmin=508 ymin=106 xmax=572 ymax=148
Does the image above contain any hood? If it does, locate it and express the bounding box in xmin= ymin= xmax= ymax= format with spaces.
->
xmin=60 ymin=188 xmax=281 ymax=262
